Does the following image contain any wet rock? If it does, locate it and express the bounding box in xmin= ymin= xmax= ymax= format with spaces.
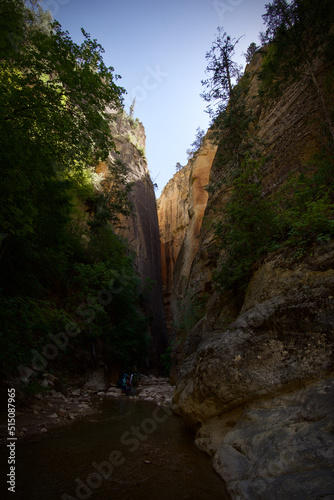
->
xmin=83 ymin=370 xmax=107 ymax=391
xmin=173 ymin=243 xmax=334 ymax=498
xmin=106 ymin=388 xmax=122 ymax=398
xmin=212 ymin=378 xmax=334 ymax=500
xmin=78 ymin=403 xmax=90 ymax=409
xmin=138 ymin=382 xmax=174 ymax=405
xmin=49 ymin=390 xmax=65 ymax=399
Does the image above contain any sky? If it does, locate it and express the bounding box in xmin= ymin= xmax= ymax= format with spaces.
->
xmin=44 ymin=0 xmax=269 ymax=197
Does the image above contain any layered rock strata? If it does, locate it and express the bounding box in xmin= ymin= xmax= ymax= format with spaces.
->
xmin=168 ymin=54 xmax=334 ymax=498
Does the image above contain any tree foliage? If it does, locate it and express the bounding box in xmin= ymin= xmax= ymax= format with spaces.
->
xmin=213 ymin=157 xmax=277 ymax=290
xmin=206 ymin=1 xmax=334 ymax=294
xmin=0 ymin=1 xmax=149 ymax=377
xmin=186 ymin=127 xmax=205 ymax=160
xmin=274 ymin=152 xmax=334 ymax=253
xmin=244 ymin=42 xmax=259 ymax=64
xmin=201 ymin=27 xmax=256 ymax=189
xmin=209 ymin=79 xmax=257 ymax=187
xmin=201 ymin=27 xmax=243 ymax=117
xmin=213 ymin=151 xmax=334 ymax=291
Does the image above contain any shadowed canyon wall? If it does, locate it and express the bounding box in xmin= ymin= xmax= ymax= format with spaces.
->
xmin=97 ymin=112 xmax=167 ymax=364
xmin=159 ymin=53 xmax=334 ymax=499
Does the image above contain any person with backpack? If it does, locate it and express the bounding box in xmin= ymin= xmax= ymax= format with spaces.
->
xmin=125 ymin=376 xmax=131 ymax=396
xmin=130 ymin=371 xmax=139 ymax=396
xmin=121 ymin=373 xmax=128 ymax=395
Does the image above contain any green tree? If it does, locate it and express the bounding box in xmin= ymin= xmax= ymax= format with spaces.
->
xmin=72 ymin=249 xmax=150 ymax=368
xmin=213 ymin=157 xmax=277 ymax=290
xmin=201 ymin=27 xmax=243 ymax=117
xmin=0 ymin=0 xmax=126 ymax=294
xmin=274 ymin=152 xmax=334 ymax=253
xmin=186 ymin=127 xmax=205 ymax=159
xmin=201 ymin=28 xmax=256 ymax=187
xmin=0 ymin=1 xmax=146 ymax=377
xmin=209 ymin=80 xmax=257 ymax=185
xmin=244 ymin=42 xmax=259 ymax=63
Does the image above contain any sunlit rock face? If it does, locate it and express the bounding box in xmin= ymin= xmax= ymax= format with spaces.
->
xmin=157 ymin=135 xmax=217 ymax=342
xmin=97 ymin=112 xmax=167 ymax=363
xmin=157 ymin=162 xmax=192 ymax=335
xmin=168 ymin=52 xmax=334 ymax=498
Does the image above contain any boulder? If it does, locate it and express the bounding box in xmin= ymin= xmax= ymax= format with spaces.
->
xmin=173 ymin=244 xmax=334 ymax=498
xmin=83 ymin=370 xmax=107 ymax=392
xmin=212 ymin=378 xmax=334 ymax=500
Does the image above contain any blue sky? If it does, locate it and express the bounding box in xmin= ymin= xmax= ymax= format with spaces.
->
xmin=43 ymin=0 xmax=268 ymax=197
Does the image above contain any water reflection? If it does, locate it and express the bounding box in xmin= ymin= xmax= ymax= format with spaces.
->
xmin=2 ymin=399 xmax=230 ymax=499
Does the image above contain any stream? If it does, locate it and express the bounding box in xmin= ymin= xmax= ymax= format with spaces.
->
xmin=1 ymin=398 xmax=230 ymax=499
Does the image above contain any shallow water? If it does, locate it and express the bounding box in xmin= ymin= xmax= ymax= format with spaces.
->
xmin=2 ymin=399 xmax=230 ymax=499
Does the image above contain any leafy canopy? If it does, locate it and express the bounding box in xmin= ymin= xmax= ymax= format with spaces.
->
xmin=0 ymin=1 xmax=150 ymax=375
xmin=0 ymin=0 xmax=127 ymax=289
xmin=186 ymin=127 xmax=205 ymax=160
xmin=201 ymin=27 xmax=243 ymax=118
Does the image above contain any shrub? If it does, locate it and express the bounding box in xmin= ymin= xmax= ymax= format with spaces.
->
xmin=274 ymin=154 xmax=334 ymax=254
xmin=213 ymin=157 xmax=277 ymax=290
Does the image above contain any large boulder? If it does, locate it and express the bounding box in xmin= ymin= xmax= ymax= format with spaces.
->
xmin=173 ymin=243 xmax=334 ymax=498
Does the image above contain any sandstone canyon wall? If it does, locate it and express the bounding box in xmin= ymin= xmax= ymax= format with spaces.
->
xmin=157 ymin=135 xmax=217 ymax=340
xmin=159 ymin=54 xmax=334 ymax=499
xmin=97 ymin=112 xmax=167 ymax=364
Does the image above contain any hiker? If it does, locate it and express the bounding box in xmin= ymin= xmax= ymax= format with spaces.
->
xmin=130 ymin=371 xmax=139 ymax=396
xmin=125 ymin=376 xmax=131 ymax=396
xmin=121 ymin=373 xmax=128 ymax=394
